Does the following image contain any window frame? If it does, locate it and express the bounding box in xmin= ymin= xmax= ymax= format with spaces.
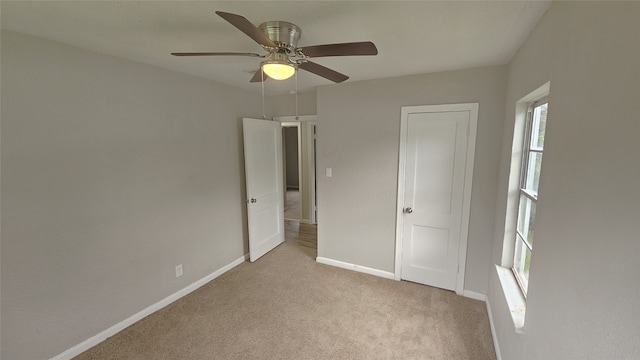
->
xmin=512 ymin=97 xmax=548 ymax=296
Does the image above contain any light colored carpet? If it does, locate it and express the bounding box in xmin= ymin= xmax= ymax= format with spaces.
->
xmin=74 ymin=243 xmax=496 ymax=359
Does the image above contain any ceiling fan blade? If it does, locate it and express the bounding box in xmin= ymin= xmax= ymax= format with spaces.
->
xmin=298 ymin=61 xmax=349 ymax=83
xmin=215 ymin=11 xmax=276 ymax=48
xmin=299 ymin=41 xmax=378 ymax=58
xmin=250 ymin=70 xmax=267 ymax=83
xmin=171 ymin=52 xmax=262 ymax=57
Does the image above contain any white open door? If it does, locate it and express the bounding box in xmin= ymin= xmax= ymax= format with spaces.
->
xmin=243 ymin=118 xmax=285 ymax=262
xmin=396 ymin=104 xmax=477 ymax=293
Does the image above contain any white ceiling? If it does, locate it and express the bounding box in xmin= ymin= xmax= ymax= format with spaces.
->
xmin=1 ymin=1 xmax=551 ymax=95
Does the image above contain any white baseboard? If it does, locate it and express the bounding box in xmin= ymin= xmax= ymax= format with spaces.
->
xmin=51 ymin=253 xmax=249 ymax=360
xmin=485 ymin=298 xmax=502 ymax=360
xmin=316 ymin=257 xmax=395 ymax=280
xmin=462 ymin=290 xmax=487 ymax=301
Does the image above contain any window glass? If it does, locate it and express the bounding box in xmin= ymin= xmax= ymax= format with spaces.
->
xmin=513 ymin=98 xmax=548 ymax=296
xmin=514 ymin=238 xmax=532 ymax=292
xmin=517 ymin=195 xmax=536 ymax=247
xmin=530 ymin=103 xmax=547 ymax=150
xmin=524 ymin=152 xmax=543 ymax=196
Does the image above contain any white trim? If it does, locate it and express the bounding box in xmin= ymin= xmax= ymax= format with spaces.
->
xmin=316 ymin=257 xmax=395 ymax=280
xmin=486 ymin=298 xmax=503 ymax=360
xmin=457 ymin=103 xmax=479 ymax=295
xmin=394 ymin=110 xmax=409 ymax=280
xmin=50 ymin=254 xmax=249 ymax=360
xmin=495 ymin=265 xmax=526 ymax=334
xmin=281 ymin=121 xmax=303 ymax=221
xmin=306 ymin=122 xmax=317 ymax=224
xmin=394 ymin=103 xmax=479 ymax=296
xmin=462 ymin=290 xmax=487 ymax=301
xmin=273 ymin=115 xmax=317 ymax=123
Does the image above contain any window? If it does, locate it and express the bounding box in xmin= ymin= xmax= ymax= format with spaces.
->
xmin=513 ymin=98 xmax=548 ymax=295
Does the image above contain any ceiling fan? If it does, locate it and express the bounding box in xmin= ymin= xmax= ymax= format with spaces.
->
xmin=171 ymin=11 xmax=378 ymax=83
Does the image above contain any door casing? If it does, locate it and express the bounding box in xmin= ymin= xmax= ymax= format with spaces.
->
xmin=394 ymin=103 xmax=478 ymax=295
xmin=274 ymin=115 xmax=317 ymax=224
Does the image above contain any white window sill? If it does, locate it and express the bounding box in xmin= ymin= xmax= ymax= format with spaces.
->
xmin=495 ymin=265 xmax=526 ymax=334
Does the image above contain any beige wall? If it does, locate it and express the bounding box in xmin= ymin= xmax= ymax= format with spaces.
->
xmin=316 ymin=66 xmax=507 ymax=294
xmin=488 ymin=2 xmax=640 ymax=359
xmin=270 ymin=91 xmax=317 ymax=117
xmin=1 ymin=31 xmax=263 ymax=359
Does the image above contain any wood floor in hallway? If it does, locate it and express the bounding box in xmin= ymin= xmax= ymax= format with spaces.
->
xmin=285 ymin=219 xmax=317 ymax=253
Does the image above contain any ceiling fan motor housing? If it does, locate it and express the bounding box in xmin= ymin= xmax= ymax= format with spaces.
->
xmin=258 ymin=21 xmax=301 ymax=52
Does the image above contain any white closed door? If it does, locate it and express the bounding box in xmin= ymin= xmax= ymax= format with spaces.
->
xmin=243 ymin=118 xmax=285 ymax=262
xmin=397 ymin=104 xmax=477 ymax=292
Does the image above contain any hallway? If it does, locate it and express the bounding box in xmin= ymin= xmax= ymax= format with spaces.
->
xmin=285 ymin=219 xmax=317 ymax=254
xmin=284 ymin=189 xmax=301 ymax=220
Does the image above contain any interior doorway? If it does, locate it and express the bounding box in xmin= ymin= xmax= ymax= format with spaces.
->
xmin=283 ymin=125 xmax=301 ymax=220
xmin=276 ymin=116 xmax=317 ymax=225
xmin=278 ymin=116 xmax=318 ymax=257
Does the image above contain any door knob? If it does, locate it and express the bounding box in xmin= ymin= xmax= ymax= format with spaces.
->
xmin=404 ymin=207 xmax=413 ymax=214
xmin=250 ymin=198 xmax=257 ymax=203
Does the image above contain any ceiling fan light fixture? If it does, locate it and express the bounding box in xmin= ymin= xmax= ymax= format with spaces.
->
xmin=261 ymin=61 xmax=296 ymax=80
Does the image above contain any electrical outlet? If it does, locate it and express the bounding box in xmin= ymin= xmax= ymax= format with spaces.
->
xmin=175 ymin=264 xmax=183 ymax=278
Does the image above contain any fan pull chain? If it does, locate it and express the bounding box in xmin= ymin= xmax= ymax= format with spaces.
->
xmin=261 ymin=67 xmax=266 ymax=120
xmin=295 ymin=70 xmax=299 ymax=120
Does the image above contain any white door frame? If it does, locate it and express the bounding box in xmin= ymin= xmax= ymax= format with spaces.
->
xmin=274 ymin=115 xmax=317 ymax=224
xmin=281 ymin=121 xmax=301 ymax=220
xmin=394 ymin=103 xmax=478 ymax=295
